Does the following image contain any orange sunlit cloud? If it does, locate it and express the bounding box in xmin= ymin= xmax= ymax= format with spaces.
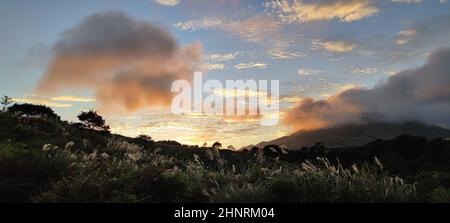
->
xmin=36 ymin=11 xmax=203 ymax=113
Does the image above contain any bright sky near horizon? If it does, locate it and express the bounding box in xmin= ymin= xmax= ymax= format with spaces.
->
xmin=1 ymin=0 xmax=450 ymax=148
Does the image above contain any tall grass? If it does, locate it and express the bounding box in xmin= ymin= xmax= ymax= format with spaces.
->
xmin=31 ymin=139 xmax=419 ymax=203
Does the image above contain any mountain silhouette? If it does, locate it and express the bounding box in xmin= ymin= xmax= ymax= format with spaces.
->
xmin=248 ymin=122 xmax=450 ymax=150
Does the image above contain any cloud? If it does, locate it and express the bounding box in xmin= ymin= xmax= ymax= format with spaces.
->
xmin=51 ymin=95 xmax=96 ymax=102
xmin=298 ymin=69 xmax=324 ymax=76
xmin=175 ymin=15 xmax=280 ymax=42
xmin=234 ymin=63 xmax=269 ymax=70
xmin=312 ymin=39 xmax=356 ymax=53
xmin=395 ymin=15 xmax=450 ymax=48
xmin=398 ymin=29 xmax=417 ymax=37
xmin=202 ymin=63 xmax=225 ymax=71
xmin=175 ymin=17 xmax=223 ymax=31
xmin=210 ymin=87 xmax=267 ymax=98
xmin=36 ymin=11 xmax=202 ymax=112
xmin=352 ymin=67 xmax=378 ymax=74
xmin=338 ymin=83 xmax=363 ymax=91
xmin=280 ymin=95 xmax=302 ymax=104
xmin=396 ymin=29 xmax=417 ymax=45
xmin=354 ymin=14 xmax=450 ymax=63
xmin=154 ymin=0 xmax=181 ymax=6
xmin=283 ymin=47 xmax=450 ymax=131
xmin=13 ymin=98 xmax=72 ymax=108
xmin=367 ymin=14 xmax=450 ymax=62
xmin=264 ymin=0 xmax=379 ymax=23
xmin=391 ymin=0 xmax=422 ymax=3
xmin=268 ymin=49 xmax=305 ymax=59
xmin=205 ymin=52 xmax=239 ymax=62
xmin=384 ymin=70 xmax=399 ymax=76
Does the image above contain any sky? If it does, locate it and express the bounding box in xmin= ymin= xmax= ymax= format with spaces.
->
xmin=1 ymin=0 xmax=450 ymax=148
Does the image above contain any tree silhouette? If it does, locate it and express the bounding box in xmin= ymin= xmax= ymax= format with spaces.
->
xmin=136 ymin=134 xmax=153 ymax=142
xmin=212 ymin=141 xmax=222 ymax=149
xmin=8 ymin=103 xmax=59 ymax=119
xmin=263 ymin=144 xmax=281 ymax=157
xmin=1 ymin=95 xmax=12 ymax=111
xmin=77 ymin=110 xmax=110 ymax=132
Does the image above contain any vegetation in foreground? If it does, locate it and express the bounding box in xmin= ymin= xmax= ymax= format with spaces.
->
xmin=0 ymin=101 xmax=450 ymax=203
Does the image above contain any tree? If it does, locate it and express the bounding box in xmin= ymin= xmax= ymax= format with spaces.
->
xmin=212 ymin=141 xmax=222 ymax=149
xmin=7 ymin=103 xmax=59 ymax=119
xmin=227 ymin=145 xmax=235 ymax=150
xmin=1 ymin=95 xmax=13 ymax=111
xmin=77 ymin=110 xmax=110 ymax=132
xmin=136 ymin=134 xmax=153 ymax=142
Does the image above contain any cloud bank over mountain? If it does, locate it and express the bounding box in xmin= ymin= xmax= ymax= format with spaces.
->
xmin=283 ymin=47 xmax=450 ymax=131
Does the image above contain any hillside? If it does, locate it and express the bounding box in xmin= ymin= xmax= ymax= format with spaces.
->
xmin=251 ymin=122 xmax=450 ymax=150
xmin=1 ymin=108 xmax=450 ymax=203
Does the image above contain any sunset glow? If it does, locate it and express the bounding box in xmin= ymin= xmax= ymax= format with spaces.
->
xmin=2 ymin=0 xmax=450 ymax=148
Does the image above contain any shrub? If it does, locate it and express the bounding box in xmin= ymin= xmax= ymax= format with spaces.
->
xmin=8 ymin=103 xmax=59 ymax=119
xmin=0 ymin=144 xmax=70 ymax=202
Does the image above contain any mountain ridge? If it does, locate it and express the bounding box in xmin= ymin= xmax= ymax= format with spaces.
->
xmin=245 ymin=122 xmax=450 ymax=150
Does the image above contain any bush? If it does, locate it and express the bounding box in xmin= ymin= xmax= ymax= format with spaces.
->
xmin=8 ymin=103 xmax=59 ymax=119
xmin=0 ymin=144 xmax=71 ymax=202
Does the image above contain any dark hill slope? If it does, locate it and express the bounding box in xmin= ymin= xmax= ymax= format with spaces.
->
xmin=252 ymin=122 xmax=450 ymax=150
